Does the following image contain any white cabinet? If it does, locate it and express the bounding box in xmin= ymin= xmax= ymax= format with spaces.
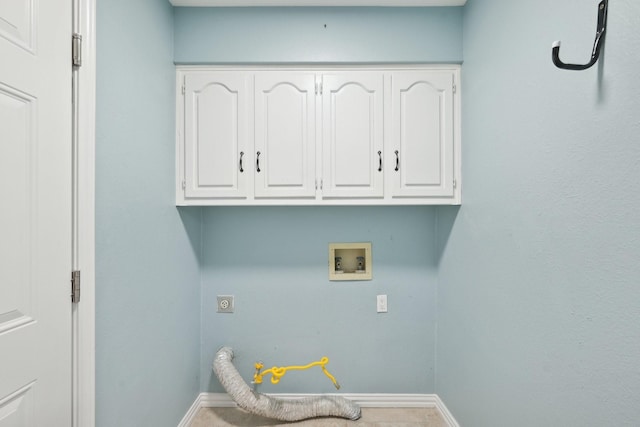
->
xmin=254 ymin=72 xmax=317 ymax=199
xmin=183 ymin=72 xmax=249 ymax=199
xmin=390 ymin=71 xmax=456 ymax=198
xmin=176 ymin=66 xmax=461 ymax=206
xmin=321 ymin=72 xmax=384 ymax=199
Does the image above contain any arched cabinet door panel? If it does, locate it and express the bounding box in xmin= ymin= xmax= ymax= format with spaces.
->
xmin=391 ymin=71 xmax=455 ymax=198
xmin=321 ymin=72 xmax=384 ymax=199
xmin=254 ymin=72 xmax=316 ymax=199
xmin=184 ymin=72 xmax=249 ymax=199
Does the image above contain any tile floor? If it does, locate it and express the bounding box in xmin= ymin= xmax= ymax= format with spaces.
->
xmin=189 ymin=407 xmax=448 ymax=426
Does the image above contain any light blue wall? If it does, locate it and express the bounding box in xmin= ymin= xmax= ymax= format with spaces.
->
xmin=95 ymin=1 xmax=640 ymax=424
xmin=173 ymin=6 xmax=463 ymax=394
xmin=174 ymin=7 xmax=463 ymax=63
xmin=201 ymin=207 xmax=438 ymax=393
xmin=436 ymin=0 xmax=640 ymax=425
xmin=95 ymin=1 xmax=201 ymax=426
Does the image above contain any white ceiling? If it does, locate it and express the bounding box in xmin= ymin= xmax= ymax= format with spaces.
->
xmin=169 ymin=0 xmax=466 ymax=6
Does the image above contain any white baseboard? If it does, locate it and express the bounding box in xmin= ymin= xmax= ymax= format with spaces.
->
xmin=177 ymin=394 xmax=206 ymax=427
xmin=178 ymin=392 xmax=459 ymax=427
xmin=433 ymin=394 xmax=460 ymax=427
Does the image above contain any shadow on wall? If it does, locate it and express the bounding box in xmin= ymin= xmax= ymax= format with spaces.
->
xmin=597 ymin=44 xmax=607 ymax=104
xmin=178 ymin=206 xmax=203 ymax=264
xmin=435 ymin=206 xmax=460 ymax=266
xmin=201 ymin=205 xmax=440 ymax=269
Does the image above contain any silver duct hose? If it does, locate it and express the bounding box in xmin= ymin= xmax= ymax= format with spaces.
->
xmin=213 ymin=347 xmax=361 ymax=422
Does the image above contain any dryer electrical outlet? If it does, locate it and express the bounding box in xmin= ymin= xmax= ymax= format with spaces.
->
xmin=217 ymin=295 xmax=234 ymax=313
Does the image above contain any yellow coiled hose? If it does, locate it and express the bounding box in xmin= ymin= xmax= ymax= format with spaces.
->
xmin=253 ymin=356 xmax=341 ymax=390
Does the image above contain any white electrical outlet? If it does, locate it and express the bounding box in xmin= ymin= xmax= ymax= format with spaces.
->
xmin=377 ymin=294 xmax=388 ymax=313
xmin=217 ymin=295 xmax=234 ymax=313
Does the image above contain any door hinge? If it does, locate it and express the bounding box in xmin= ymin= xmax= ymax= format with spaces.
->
xmin=182 ymin=85 xmax=185 ymax=95
xmin=453 ymin=179 xmax=457 ymax=189
xmin=181 ymin=180 xmax=186 ymax=190
xmin=71 ymin=270 xmax=81 ymax=303
xmin=453 ymin=84 xmax=457 ymax=94
xmin=72 ymin=33 xmax=82 ymax=67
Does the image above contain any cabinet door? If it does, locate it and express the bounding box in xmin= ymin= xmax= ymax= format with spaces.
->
xmin=254 ymin=72 xmax=316 ymax=199
xmin=391 ymin=71 xmax=455 ymax=198
xmin=184 ymin=72 xmax=248 ymax=199
xmin=322 ymin=72 xmax=384 ymax=198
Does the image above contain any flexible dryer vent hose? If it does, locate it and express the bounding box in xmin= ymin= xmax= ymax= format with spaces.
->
xmin=213 ymin=347 xmax=361 ymax=422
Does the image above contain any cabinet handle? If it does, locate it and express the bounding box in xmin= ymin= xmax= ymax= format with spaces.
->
xmin=239 ymin=151 xmax=244 ymax=173
xmin=395 ymin=150 xmax=399 ymax=171
xmin=256 ymin=151 xmax=261 ymax=173
xmin=378 ymin=151 xmax=382 ymax=172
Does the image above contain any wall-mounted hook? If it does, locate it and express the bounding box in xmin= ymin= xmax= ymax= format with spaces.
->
xmin=552 ymin=0 xmax=608 ymax=70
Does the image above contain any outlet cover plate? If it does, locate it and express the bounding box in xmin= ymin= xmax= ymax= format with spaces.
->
xmin=217 ymin=295 xmax=234 ymax=313
xmin=377 ymin=294 xmax=388 ymax=313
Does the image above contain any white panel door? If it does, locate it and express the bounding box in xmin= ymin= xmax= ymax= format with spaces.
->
xmin=254 ymin=72 xmax=316 ymax=199
xmin=184 ymin=72 xmax=249 ymax=199
xmin=391 ymin=71 xmax=455 ymax=198
xmin=0 ymin=0 xmax=72 ymax=425
xmin=322 ymin=72 xmax=384 ymax=199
